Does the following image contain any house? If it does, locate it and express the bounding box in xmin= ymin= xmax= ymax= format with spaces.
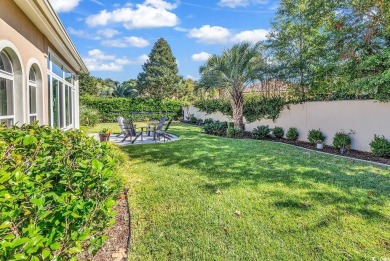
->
xmin=0 ymin=0 xmax=88 ymax=129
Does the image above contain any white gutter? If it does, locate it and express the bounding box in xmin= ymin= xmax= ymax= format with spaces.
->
xmin=14 ymin=0 xmax=88 ymax=74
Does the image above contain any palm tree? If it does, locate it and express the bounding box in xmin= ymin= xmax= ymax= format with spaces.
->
xmin=199 ymin=42 xmax=263 ymax=131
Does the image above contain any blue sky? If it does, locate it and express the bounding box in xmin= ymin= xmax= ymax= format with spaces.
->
xmin=49 ymin=0 xmax=278 ymax=82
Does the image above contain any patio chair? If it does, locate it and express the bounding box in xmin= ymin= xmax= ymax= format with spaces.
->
xmin=116 ymin=116 xmax=126 ymax=137
xmin=121 ymin=119 xmax=142 ymax=143
xmin=155 ymin=119 xmax=173 ymax=142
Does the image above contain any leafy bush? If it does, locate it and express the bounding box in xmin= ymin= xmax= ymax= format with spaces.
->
xmin=243 ymin=95 xmax=286 ymax=123
xmin=252 ymin=125 xmax=271 ymax=140
xmin=204 ymin=118 xmax=214 ymax=125
xmin=272 ymin=127 xmax=284 ymax=139
xmin=80 ymin=105 xmax=100 ymax=127
xmin=80 ymin=96 xmax=183 ymax=122
xmin=332 ymin=131 xmax=352 ymax=148
xmin=370 ymin=135 xmax=390 ymax=157
xmin=195 ymin=95 xmax=286 ymax=123
xmin=286 ymin=127 xmax=299 ymax=141
xmin=202 ymin=121 xmax=228 ymax=137
xmin=188 ymin=114 xmax=198 ymax=124
xmin=0 ymin=124 xmax=122 ymax=260
xmin=226 ymin=126 xmax=242 ymax=138
xmin=308 ymin=129 xmax=326 ymax=144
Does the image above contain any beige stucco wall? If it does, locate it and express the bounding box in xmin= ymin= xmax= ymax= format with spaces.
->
xmin=184 ymin=100 xmax=390 ymax=152
xmin=0 ymin=0 xmax=48 ymax=124
xmin=0 ymin=0 xmax=80 ymax=127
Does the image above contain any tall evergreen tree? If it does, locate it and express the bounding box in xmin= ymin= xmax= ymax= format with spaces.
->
xmin=137 ymin=38 xmax=180 ymax=99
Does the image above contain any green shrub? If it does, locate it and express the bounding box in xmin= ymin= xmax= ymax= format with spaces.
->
xmin=0 ymin=123 xmax=122 ymax=260
xmin=308 ymin=129 xmax=326 ymax=144
xmin=204 ymin=118 xmax=214 ymax=125
xmin=370 ymin=135 xmax=390 ymax=157
xmin=80 ymin=96 xmax=183 ymax=122
xmin=188 ymin=115 xmax=198 ymax=124
xmin=226 ymin=126 xmax=242 ymax=138
xmin=286 ymin=127 xmax=299 ymax=141
xmin=252 ymin=125 xmax=271 ymax=140
xmin=195 ymin=95 xmax=286 ymax=123
xmin=332 ymin=131 xmax=352 ymax=148
xmin=272 ymin=126 xmax=284 ymax=139
xmin=80 ymin=105 xmax=100 ymax=127
xmin=202 ymin=121 xmax=228 ymax=137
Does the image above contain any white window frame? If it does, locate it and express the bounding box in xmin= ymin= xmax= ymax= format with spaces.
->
xmin=28 ymin=67 xmax=37 ymax=123
xmin=0 ymin=51 xmax=15 ymax=126
xmin=47 ymin=51 xmax=76 ymax=130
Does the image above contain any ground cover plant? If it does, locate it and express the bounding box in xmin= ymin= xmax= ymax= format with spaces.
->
xmin=120 ymin=123 xmax=390 ymax=260
xmin=0 ymin=124 xmax=123 ymax=260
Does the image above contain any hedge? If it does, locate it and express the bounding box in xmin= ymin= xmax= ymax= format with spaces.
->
xmin=0 ymin=123 xmax=123 ymax=260
xmin=80 ymin=96 xmax=184 ymax=122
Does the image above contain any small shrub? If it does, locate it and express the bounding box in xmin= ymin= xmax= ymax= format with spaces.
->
xmin=272 ymin=126 xmax=284 ymax=139
xmin=252 ymin=125 xmax=271 ymax=140
xmin=197 ymin=119 xmax=204 ymax=125
xmin=286 ymin=127 xmax=299 ymax=141
xmin=0 ymin=123 xmax=122 ymax=260
xmin=308 ymin=129 xmax=326 ymax=144
xmin=333 ymin=131 xmax=352 ymax=148
xmin=204 ymin=118 xmax=214 ymax=125
xmin=227 ymin=126 xmax=242 ymax=138
xmin=202 ymin=121 xmax=228 ymax=137
xmin=370 ymin=135 xmax=390 ymax=157
xmin=188 ymin=114 xmax=198 ymax=124
xmin=80 ymin=105 xmax=100 ymax=127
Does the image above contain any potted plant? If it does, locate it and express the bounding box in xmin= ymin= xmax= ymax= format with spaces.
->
xmin=99 ymin=128 xmax=111 ymax=142
xmin=333 ymin=130 xmax=353 ymax=155
xmin=308 ymin=129 xmax=326 ymax=149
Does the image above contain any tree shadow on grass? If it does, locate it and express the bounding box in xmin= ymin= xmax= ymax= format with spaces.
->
xmin=121 ymin=125 xmax=390 ymax=210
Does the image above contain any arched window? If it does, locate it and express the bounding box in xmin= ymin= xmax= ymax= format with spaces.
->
xmin=0 ymin=50 xmax=14 ymax=127
xmin=28 ymin=67 xmax=37 ymax=122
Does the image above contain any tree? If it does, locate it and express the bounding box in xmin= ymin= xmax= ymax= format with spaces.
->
xmin=79 ymin=73 xmax=100 ymax=96
xmin=137 ymin=38 xmax=181 ymax=99
xmin=112 ymin=79 xmax=139 ymax=98
xmin=199 ymin=42 xmax=263 ymax=131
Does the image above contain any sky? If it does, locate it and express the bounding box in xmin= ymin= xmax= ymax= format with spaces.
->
xmin=49 ymin=0 xmax=279 ymax=82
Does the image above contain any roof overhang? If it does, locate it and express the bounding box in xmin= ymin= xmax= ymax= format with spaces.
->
xmin=14 ymin=0 xmax=88 ymax=74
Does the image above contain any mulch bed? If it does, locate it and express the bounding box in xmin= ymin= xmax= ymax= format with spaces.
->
xmin=242 ymin=131 xmax=390 ymax=166
xmin=183 ymin=122 xmax=390 ymax=166
xmin=79 ymin=194 xmax=131 ymax=261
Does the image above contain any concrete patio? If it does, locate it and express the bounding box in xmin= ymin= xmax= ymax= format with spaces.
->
xmin=91 ymin=133 xmax=179 ymax=146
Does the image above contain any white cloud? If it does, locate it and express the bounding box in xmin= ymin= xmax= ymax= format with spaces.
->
xmin=102 ymin=36 xmax=150 ymax=48
xmin=50 ymin=0 xmax=81 ymax=13
xmin=191 ymin=52 xmax=211 ymax=62
xmin=68 ymin=27 xmax=101 ymax=40
xmin=185 ymin=75 xmax=199 ymax=80
xmin=144 ymin=0 xmax=178 ymax=10
xmin=231 ymin=29 xmax=269 ymax=43
xmin=83 ymin=49 xmax=147 ymax=71
xmin=89 ymin=0 xmax=105 ymax=6
xmin=97 ymin=28 xmax=120 ymax=38
xmin=218 ymin=0 xmax=248 ymax=8
xmin=188 ymin=25 xmax=230 ymax=44
xmin=174 ymin=26 xmax=188 ymax=32
xmin=217 ymin=0 xmax=268 ymax=8
xmin=85 ymin=0 xmax=179 ymax=29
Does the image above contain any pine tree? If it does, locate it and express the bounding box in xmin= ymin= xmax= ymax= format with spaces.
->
xmin=137 ymin=38 xmax=180 ymax=99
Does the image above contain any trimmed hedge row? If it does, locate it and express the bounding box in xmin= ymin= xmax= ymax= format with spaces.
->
xmin=0 ymin=123 xmax=123 ymax=260
xmin=80 ymin=96 xmax=183 ymax=122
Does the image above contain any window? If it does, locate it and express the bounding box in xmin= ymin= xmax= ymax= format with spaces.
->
xmin=29 ymin=67 xmax=37 ymax=122
xmin=0 ymin=50 xmax=14 ymax=127
xmin=47 ymin=53 xmax=75 ymax=129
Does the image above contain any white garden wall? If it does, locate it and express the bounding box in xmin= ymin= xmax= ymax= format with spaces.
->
xmin=184 ymin=100 xmax=390 ymax=152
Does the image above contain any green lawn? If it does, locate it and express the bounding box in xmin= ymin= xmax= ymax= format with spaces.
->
xmin=109 ymin=123 xmax=389 ymax=260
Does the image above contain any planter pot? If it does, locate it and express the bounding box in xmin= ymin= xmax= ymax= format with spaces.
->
xmin=316 ymin=143 xmax=324 ymax=150
xmin=99 ymin=133 xmax=110 ymax=142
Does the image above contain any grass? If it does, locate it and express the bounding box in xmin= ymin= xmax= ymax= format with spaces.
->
xmin=98 ymin=123 xmax=389 ymax=260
